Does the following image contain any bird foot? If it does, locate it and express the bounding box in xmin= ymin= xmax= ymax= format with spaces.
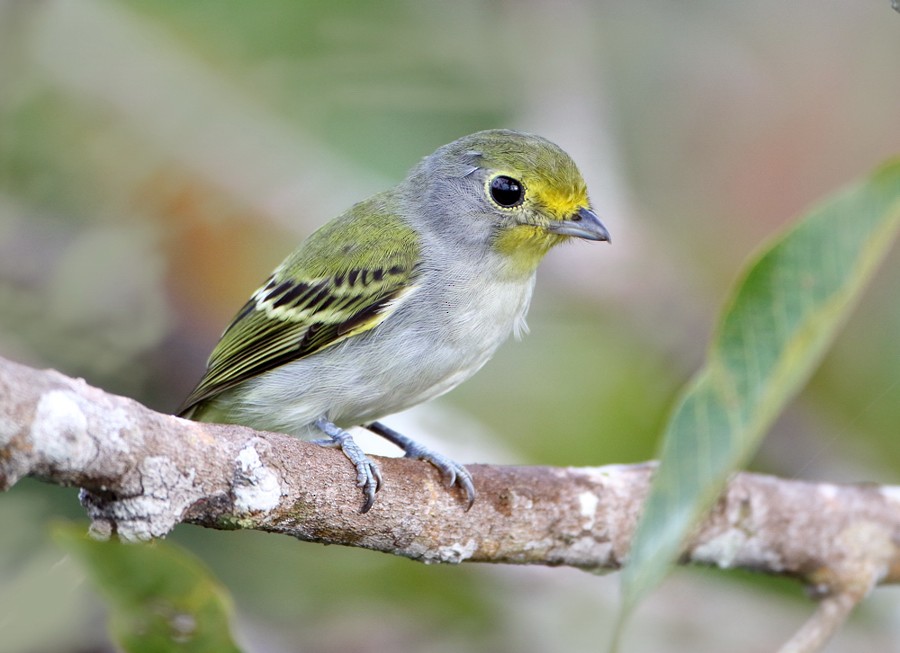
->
xmin=366 ymin=421 xmax=475 ymax=510
xmin=313 ymin=418 xmax=383 ymax=513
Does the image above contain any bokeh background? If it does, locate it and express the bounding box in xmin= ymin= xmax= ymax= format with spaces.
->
xmin=2 ymin=1 xmax=899 ymax=651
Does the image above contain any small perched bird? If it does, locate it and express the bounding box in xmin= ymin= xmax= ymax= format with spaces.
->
xmin=178 ymin=129 xmax=610 ymax=512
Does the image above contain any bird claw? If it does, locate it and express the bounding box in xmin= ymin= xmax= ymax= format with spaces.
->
xmin=355 ymin=457 xmax=383 ymax=513
xmin=313 ymin=418 xmax=476 ymax=512
xmin=366 ymin=421 xmax=476 ymax=510
xmin=314 ymin=418 xmax=383 ymax=513
xmin=420 ymin=451 xmax=475 ymax=511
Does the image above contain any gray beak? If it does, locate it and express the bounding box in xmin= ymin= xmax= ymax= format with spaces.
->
xmin=546 ymin=207 xmax=611 ymax=243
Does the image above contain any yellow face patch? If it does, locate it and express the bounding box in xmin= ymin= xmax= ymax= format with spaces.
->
xmin=485 ymin=170 xmax=588 ymax=221
xmin=487 ymin=170 xmax=589 ymax=277
xmin=474 ymin=132 xmax=592 ymax=274
xmin=528 ymin=177 xmax=589 ymax=222
xmin=492 ymin=225 xmax=565 ymax=277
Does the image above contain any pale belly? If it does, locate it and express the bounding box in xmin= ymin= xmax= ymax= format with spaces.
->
xmin=226 ymin=270 xmax=535 ymax=437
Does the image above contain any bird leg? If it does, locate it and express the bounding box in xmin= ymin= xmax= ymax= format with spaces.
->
xmin=312 ymin=417 xmax=383 ymax=513
xmin=366 ymin=421 xmax=475 ymax=510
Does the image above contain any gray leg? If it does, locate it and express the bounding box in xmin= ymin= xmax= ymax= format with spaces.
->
xmin=366 ymin=421 xmax=475 ymax=510
xmin=313 ymin=417 xmax=383 ymax=513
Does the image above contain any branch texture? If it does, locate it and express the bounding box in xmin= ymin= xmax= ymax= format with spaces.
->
xmin=2 ymin=355 xmax=899 ymax=598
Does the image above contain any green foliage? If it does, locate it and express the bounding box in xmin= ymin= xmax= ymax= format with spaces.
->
xmin=619 ymin=160 xmax=900 ymax=626
xmin=54 ymin=524 xmax=243 ymax=653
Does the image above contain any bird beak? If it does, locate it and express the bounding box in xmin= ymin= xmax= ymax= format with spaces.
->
xmin=546 ymin=207 xmax=611 ymax=243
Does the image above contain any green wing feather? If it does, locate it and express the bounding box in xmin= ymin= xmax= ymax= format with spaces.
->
xmin=178 ymin=204 xmax=421 ymax=416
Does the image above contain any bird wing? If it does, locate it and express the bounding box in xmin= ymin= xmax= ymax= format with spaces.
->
xmin=178 ymin=207 xmax=422 ymax=415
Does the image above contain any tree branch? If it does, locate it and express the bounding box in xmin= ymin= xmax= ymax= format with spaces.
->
xmin=2 ymin=355 xmax=899 ymax=603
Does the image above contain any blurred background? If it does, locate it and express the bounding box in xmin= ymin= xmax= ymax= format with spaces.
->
xmin=1 ymin=1 xmax=899 ymax=651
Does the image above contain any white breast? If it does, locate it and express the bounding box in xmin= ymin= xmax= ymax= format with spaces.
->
xmin=233 ymin=258 xmax=537 ymax=437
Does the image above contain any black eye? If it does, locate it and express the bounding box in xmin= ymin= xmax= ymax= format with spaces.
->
xmin=489 ymin=175 xmax=524 ymax=207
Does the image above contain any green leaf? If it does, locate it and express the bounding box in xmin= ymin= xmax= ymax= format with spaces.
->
xmin=619 ymin=160 xmax=900 ymax=617
xmin=53 ymin=524 xmax=244 ymax=653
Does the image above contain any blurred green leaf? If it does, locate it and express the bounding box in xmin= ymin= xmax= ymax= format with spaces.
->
xmin=619 ymin=159 xmax=900 ymax=622
xmin=54 ymin=523 xmax=243 ymax=653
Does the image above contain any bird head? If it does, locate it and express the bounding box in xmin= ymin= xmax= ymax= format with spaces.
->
xmin=414 ymin=130 xmax=610 ymax=275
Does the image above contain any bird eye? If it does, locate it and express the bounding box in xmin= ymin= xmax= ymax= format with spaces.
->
xmin=489 ymin=175 xmax=524 ymax=208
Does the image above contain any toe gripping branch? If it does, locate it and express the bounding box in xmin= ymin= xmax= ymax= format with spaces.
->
xmin=313 ymin=418 xmax=475 ymax=513
xmin=367 ymin=421 xmax=475 ymax=510
xmin=313 ymin=417 xmax=383 ymax=513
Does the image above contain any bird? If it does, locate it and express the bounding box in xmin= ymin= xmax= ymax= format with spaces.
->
xmin=178 ymin=129 xmax=610 ymax=513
